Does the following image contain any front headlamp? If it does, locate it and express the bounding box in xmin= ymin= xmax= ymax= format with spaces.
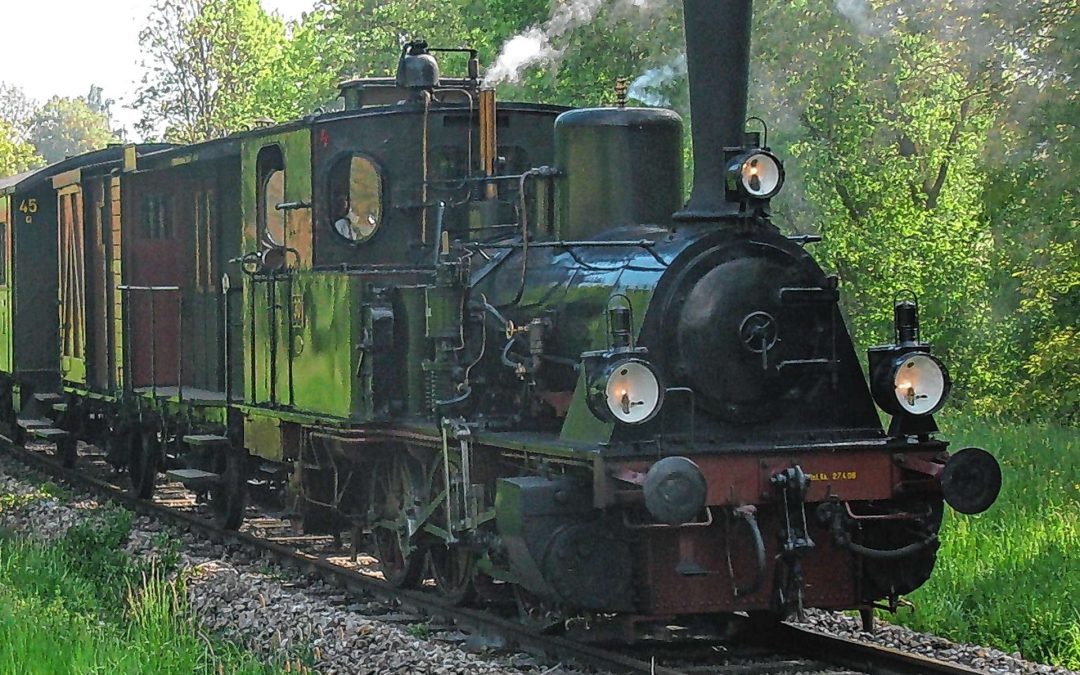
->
xmin=868 ymin=294 xmax=951 ymax=420
xmin=586 ymin=357 xmax=664 ymax=425
xmin=729 ymin=150 xmax=784 ymax=199
xmin=877 ymin=352 xmax=951 ymax=416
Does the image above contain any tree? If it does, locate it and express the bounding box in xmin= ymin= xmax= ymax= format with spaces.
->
xmin=0 ymin=120 xmax=43 ymax=176
xmin=263 ymin=0 xmax=486 ymax=118
xmin=134 ymin=0 xmax=287 ymax=142
xmin=980 ymin=1 xmax=1080 ymax=423
xmin=27 ymin=94 xmax=118 ymax=165
xmin=0 ymin=82 xmax=36 ymax=143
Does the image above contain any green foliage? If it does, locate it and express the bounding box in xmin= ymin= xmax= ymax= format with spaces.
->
xmin=0 ymin=120 xmax=43 ymax=176
xmin=135 ymin=0 xmax=288 ymax=142
xmin=895 ymin=415 xmax=1080 ymax=669
xmin=406 ymin=620 xmax=432 ymax=639
xmin=0 ymin=482 xmax=71 ymax=513
xmin=152 ymin=531 xmax=184 ymax=573
xmin=0 ymin=536 xmax=280 ymax=674
xmin=26 ymin=94 xmax=119 ymax=164
xmin=748 ymin=0 xmax=1077 ymax=420
xmin=57 ymin=506 xmax=138 ymax=612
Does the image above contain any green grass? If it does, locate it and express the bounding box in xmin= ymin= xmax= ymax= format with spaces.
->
xmin=0 ymin=505 xmax=285 ymax=674
xmin=892 ymin=415 xmax=1080 ymax=669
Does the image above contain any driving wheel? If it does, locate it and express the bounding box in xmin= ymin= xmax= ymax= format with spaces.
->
xmin=371 ymin=454 xmax=425 ymax=588
xmin=428 ymin=544 xmax=477 ymax=605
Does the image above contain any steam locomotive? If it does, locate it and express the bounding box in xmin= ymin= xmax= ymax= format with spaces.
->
xmin=0 ymin=0 xmax=1000 ymax=627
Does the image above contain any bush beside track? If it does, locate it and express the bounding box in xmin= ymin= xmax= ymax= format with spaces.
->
xmin=896 ymin=415 xmax=1080 ymax=669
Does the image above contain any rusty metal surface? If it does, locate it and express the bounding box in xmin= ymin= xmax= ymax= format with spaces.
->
xmin=639 ymin=512 xmax=858 ymax=615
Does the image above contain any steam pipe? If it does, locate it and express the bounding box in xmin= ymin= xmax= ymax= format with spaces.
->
xmin=674 ymin=0 xmax=753 ymax=222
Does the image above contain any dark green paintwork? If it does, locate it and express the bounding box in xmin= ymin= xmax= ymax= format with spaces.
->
xmin=554 ymin=108 xmax=684 ymax=240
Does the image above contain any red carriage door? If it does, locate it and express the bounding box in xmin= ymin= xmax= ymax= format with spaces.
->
xmin=128 ymin=187 xmax=182 ymax=390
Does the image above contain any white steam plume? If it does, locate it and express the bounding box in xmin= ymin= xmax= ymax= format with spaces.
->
xmin=484 ymin=0 xmax=673 ymax=86
xmin=627 ymin=53 xmax=686 ymax=107
xmin=483 ymin=28 xmax=565 ymax=86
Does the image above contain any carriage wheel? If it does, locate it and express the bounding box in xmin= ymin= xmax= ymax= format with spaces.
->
xmin=371 ymin=455 xmax=424 ymax=588
xmin=428 ymin=544 xmax=477 ymax=605
xmin=57 ymin=437 xmax=78 ymax=469
xmin=104 ymin=425 xmax=130 ymax=471
xmin=129 ymin=429 xmax=160 ymax=499
xmin=211 ymin=448 xmax=248 ymax=530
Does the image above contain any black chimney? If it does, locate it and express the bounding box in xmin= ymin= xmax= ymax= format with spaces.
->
xmin=675 ymin=0 xmax=753 ymax=221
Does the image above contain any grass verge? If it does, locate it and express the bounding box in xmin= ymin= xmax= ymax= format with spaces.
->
xmin=893 ymin=415 xmax=1080 ymax=669
xmin=0 ymin=503 xmax=287 ymax=674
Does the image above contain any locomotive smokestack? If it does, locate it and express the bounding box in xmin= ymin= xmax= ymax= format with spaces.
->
xmin=675 ymin=0 xmax=753 ymax=221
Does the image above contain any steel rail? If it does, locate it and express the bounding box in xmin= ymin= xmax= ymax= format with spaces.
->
xmin=0 ymin=437 xmax=984 ymax=675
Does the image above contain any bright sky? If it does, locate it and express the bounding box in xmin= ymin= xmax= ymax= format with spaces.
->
xmin=0 ymin=0 xmax=317 ymax=139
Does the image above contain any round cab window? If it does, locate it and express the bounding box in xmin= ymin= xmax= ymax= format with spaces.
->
xmin=331 ymin=155 xmax=382 ymax=243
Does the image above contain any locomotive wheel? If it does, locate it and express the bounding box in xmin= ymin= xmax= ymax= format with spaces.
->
xmin=211 ymin=448 xmax=248 ymax=530
xmin=129 ymin=429 xmax=161 ymax=500
xmin=371 ymin=455 xmax=424 ymax=588
xmin=428 ymin=544 xmax=477 ymax=605
xmin=512 ymin=586 xmax=564 ymax=633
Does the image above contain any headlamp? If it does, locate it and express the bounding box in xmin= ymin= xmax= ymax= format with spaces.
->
xmin=586 ymin=357 xmax=664 ymax=425
xmin=729 ymin=150 xmax=784 ymax=199
xmin=879 ymin=352 xmax=951 ymax=416
xmin=868 ymin=294 xmax=951 ymax=420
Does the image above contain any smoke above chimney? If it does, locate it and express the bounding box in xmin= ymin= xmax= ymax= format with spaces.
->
xmin=483 ymin=0 xmax=673 ymax=87
xmin=627 ymin=53 xmax=686 ymax=107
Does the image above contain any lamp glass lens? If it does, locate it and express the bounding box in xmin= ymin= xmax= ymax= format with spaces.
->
xmin=741 ymin=153 xmax=782 ymax=197
xmin=893 ymin=353 xmax=947 ymax=415
xmin=605 ymin=360 xmax=662 ymax=424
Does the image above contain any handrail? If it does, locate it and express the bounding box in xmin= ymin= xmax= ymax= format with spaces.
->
xmin=117 ymin=285 xmax=182 ymax=402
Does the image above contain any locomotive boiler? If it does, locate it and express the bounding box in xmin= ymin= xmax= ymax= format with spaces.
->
xmin=0 ymin=0 xmax=1002 ymax=629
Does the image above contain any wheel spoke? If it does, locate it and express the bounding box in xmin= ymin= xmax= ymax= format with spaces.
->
xmin=371 ymin=455 xmax=423 ymax=588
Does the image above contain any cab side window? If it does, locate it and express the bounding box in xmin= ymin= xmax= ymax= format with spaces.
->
xmin=329 ymin=155 xmax=382 ymax=244
xmin=256 ymin=146 xmax=286 ymax=246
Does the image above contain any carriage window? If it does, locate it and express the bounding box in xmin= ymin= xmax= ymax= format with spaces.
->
xmin=141 ymin=194 xmax=171 ymax=240
xmin=256 ymin=145 xmax=286 ymax=246
xmin=194 ymin=190 xmax=215 ymax=291
xmin=329 ymin=155 xmax=382 ymax=243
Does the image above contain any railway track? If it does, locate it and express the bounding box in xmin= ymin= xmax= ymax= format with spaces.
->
xmin=0 ymin=438 xmax=985 ymax=675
